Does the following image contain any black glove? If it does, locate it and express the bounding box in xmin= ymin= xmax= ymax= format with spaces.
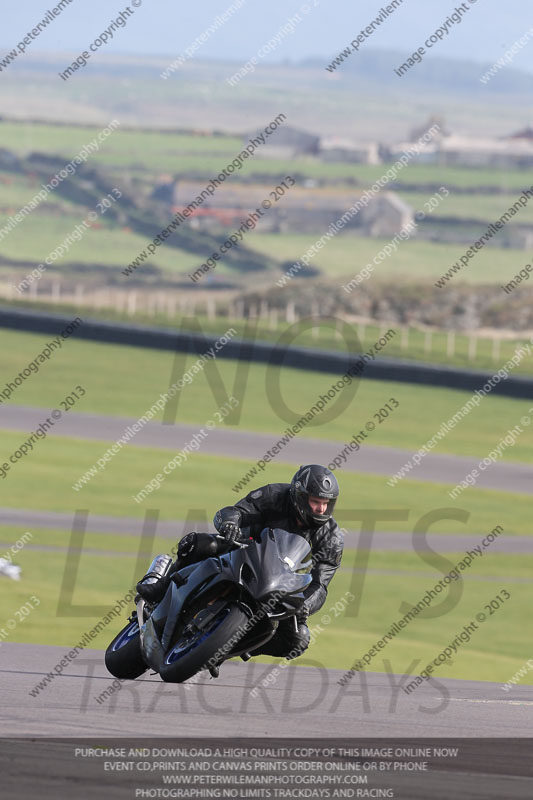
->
xmin=135 ymin=574 xmax=169 ymax=603
xmin=296 ymin=603 xmax=309 ymax=625
xmin=219 ymin=521 xmax=241 ymax=542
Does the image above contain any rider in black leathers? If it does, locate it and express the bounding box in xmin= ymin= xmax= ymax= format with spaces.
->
xmin=136 ymin=464 xmax=343 ymax=661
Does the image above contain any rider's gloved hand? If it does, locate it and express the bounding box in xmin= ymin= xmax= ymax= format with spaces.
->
xmin=136 ymin=574 xmax=170 ymax=603
xmin=219 ymin=521 xmax=241 ymax=542
xmin=296 ymin=603 xmax=309 ymax=625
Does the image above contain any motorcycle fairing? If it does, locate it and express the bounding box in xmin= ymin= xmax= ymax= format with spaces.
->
xmin=141 ymin=528 xmax=312 ymax=671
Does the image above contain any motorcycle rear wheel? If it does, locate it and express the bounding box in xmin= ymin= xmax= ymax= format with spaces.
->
xmin=159 ymin=604 xmax=249 ymax=683
xmin=105 ymin=619 xmax=147 ymax=679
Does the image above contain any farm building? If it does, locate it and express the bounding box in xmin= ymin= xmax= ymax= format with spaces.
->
xmin=436 ymin=136 xmax=533 ymax=168
xmin=160 ymin=180 xmax=414 ymax=237
xmin=388 ymin=134 xmax=533 ymax=169
xmin=319 ymin=138 xmax=380 ymax=165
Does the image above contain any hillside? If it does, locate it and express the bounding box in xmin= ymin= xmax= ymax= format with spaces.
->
xmin=0 ymin=50 xmax=532 ymax=139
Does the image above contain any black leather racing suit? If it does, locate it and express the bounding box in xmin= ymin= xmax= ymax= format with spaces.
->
xmin=213 ymin=483 xmax=344 ymax=659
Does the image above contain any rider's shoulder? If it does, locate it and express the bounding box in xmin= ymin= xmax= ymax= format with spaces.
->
xmin=245 ymin=483 xmax=290 ymax=502
xmin=316 ymin=516 xmax=343 ymax=541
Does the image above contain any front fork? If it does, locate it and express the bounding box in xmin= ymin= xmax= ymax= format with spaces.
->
xmin=136 ymin=598 xmax=146 ymax=647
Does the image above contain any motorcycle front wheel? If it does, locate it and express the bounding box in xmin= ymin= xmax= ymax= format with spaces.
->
xmin=159 ymin=604 xmax=249 ymax=683
xmin=105 ymin=618 xmax=147 ymax=679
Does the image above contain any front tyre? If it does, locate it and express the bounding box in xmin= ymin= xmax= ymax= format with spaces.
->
xmin=105 ymin=619 xmax=147 ymax=679
xmin=159 ymin=604 xmax=249 ymax=684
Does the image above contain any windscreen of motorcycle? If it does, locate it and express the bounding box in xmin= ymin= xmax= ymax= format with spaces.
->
xmin=226 ymin=528 xmax=313 ymax=599
xmin=263 ymin=527 xmax=313 ymax=574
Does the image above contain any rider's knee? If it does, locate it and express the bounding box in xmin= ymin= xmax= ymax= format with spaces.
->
xmin=177 ymin=532 xmax=219 ymax=564
xmin=284 ymin=623 xmax=310 ymax=660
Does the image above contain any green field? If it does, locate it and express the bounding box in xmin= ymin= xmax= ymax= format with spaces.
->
xmin=397 ymin=190 xmax=533 ymax=226
xmin=2 ymin=524 xmax=530 ymax=683
xmin=0 ymin=122 xmax=242 ymax=165
xmin=249 ymin=231 xmax=531 ymax=285
xmin=0 ymin=431 xmax=528 ymax=535
xmin=0 ymin=119 xmax=530 ymax=192
xmin=1 ymin=328 xmax=532 ymax=463
xmin=1 ymin=117 xmax=531 ymax=303
xmin=0 ymin=172 xmax=81 ymax=212
xmin=0 ymin=106 xmax=531 ymax=685
xmin=2 ymin=212 xmax=529 ymax=287
xmin=0 ymin=213 xmax=238 ymax=276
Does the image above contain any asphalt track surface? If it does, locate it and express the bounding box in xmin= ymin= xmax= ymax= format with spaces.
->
xmin=4 ymin=644 xmax=533 ymax=798
xmin=2 ymin=404 xmax=533 ymax=493
xmin=3 ymin=643 xmax=533 ymax=798
xmin=1 ymin=507 xmax=532 ymax=555
xmin=5 ymin=642 xmax=533 ymax=738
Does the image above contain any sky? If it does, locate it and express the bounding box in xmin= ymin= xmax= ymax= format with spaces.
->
xmin=2 ymin=0 xmax=533 ymax=73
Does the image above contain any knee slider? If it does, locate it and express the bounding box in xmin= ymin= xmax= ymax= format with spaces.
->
xmin=177 ymin=532 xmax=198 ymax=560
xmin=286 ymin=624 xmax=311 ymax=659
xmin=297 ymin=623 xmax=311 ymax=649
xmin=177 ymin=532 xmax=220 ymax=563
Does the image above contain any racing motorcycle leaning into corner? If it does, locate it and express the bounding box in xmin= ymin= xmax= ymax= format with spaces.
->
xmin=105 ymin=528 xmax=313 ymax=684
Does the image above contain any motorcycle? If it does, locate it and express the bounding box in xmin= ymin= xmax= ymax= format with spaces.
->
xmin=104 ymin=528 xmax=313 ymax=684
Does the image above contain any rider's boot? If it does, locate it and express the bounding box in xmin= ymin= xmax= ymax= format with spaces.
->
xmin=136 ymin=554 xmax=175 ymax=603
xmin=136 ymin=534 xmax=222 ymax=603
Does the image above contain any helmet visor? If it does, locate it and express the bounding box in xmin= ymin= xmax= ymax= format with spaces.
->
xmin=308 ymin=495 xmax=337 ymax=524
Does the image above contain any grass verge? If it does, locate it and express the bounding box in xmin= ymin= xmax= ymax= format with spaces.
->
xmin=1 ymin=328 xmax=532 ymax=463
xmin=0 ymin=437 xmax=527 ymax=534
